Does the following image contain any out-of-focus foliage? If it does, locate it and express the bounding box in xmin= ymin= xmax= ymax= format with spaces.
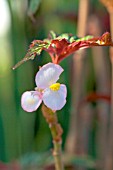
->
xmin=28 ymin=0 xmax=41 ymax=14
xmin=0 ymin=0 xmax=76 ymax=162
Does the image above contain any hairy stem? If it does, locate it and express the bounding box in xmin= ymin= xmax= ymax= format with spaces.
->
xmin=42 ymin=104 xmax=64 ymax=170
xmin=50 ymin=125 xmax=64 ymax=170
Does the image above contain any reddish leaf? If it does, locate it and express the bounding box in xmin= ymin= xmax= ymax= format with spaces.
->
xmin=13 ymin=32 xmax=113 ymax=69
xmin=45 ymin=39 xmax=80 ymax=63
xmin=86 ymin=32 xmax=112 ymax=46
xmin=45 ymin=32 xmax=113 ymax=64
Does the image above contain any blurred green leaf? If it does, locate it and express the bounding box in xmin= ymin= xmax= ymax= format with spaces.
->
xmin=0 ymin=114 xmax=5 ymax=161
xmin=71 ymin=156 xmax=96 ymax=168
xmin=28 ymin=0 xmax=41 ymax=14
xmin=20 ymin=152 xmax=51 ymax=167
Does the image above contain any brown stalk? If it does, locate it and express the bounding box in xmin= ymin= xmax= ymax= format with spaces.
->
xmin=65 ymin=0 xmax=90 ymax=154
xmin=88 ymin=15 xmax=110 ymax=170
xmin=106 ymin=12 xmax=113 ymax=170
xmin=100 ymin=0 xmax=113 ymax=170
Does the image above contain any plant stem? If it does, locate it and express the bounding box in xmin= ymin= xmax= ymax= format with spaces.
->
xmin=42 ymin=104 xmax=64 ymax=170
xmin=50 ymin=125 xmax=64 ymax=170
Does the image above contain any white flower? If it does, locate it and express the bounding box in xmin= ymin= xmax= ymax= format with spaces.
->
xmin=21 ymin=63 xmax=67 ymax=112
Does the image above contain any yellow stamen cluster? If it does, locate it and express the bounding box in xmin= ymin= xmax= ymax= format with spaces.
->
xmin=50 ymin=83 xmax=60 ymax=91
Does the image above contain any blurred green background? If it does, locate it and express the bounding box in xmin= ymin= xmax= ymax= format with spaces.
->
xmin=0 ymin=0 xmax=111 ymax=169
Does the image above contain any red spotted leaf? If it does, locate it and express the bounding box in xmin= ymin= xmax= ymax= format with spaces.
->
xmin=47 ymin=32 xmax=113 ymax=64
xmin=12 ymin=31 xmax=113 ymax=69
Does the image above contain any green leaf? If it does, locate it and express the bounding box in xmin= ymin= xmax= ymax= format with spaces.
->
xmin=28 ymin=0 xmax=41 ymax=14
xmin=57 ymin=33 xmax=70 ymax=41
xmin=49 ymin=30 xmax=57 ymax=39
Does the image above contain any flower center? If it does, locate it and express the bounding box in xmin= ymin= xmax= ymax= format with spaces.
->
xmin=50 ymin=83 xmax=60 ymax=91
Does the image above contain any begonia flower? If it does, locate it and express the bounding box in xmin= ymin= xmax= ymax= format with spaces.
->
xmin=21 ymin=63 xmax=67 ymax=112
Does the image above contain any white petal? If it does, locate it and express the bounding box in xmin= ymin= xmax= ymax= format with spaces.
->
xmin=35 ymin=63 xmax=63 ymax=89
xmin=42 ymin=84 xmax=67 ymax=110
xmin=21 ymin=91 xmax=42 ymax=112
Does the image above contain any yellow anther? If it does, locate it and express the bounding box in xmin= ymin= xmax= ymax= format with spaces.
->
xmin=50 ymin=83 xmax=60 ymax=91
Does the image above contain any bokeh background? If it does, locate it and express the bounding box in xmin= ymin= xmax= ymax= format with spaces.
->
xmin=0 ymin=0 xmax=112 ymax=169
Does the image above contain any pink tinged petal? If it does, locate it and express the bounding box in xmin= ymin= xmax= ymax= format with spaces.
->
xmin=42 ymin=84 xmax=67 ymax=111
xmin=21 ymin=91 xmax=42 ymax=112
xmin=35 ymin=63 xmax=63 ymax=89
